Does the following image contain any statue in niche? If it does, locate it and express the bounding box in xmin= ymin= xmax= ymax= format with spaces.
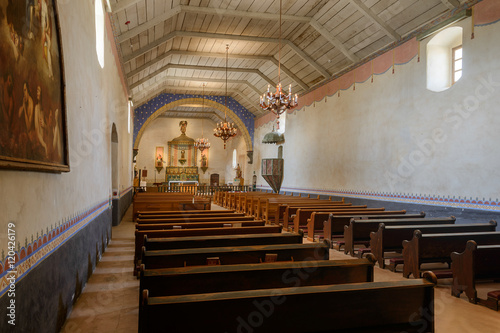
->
xmin=235 ymin=164 xmax=242 ymax=178
xmin=178 ymin=149 xmax=186 ymax=165
xmin=179 ymin=121 xmax=187 ymax=134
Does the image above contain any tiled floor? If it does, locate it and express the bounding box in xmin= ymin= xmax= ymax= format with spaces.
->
xmin=62 ymin=205 xmax=500 ymax=332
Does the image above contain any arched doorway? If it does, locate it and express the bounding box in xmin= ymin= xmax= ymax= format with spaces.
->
xmin=111 ymin=123 xmax=119 ymax=226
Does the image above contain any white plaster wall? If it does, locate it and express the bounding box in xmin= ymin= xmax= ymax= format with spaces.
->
xmin=223 ymin=134 xmax=249 ymax=184
xmin=0 ymin=1 xmax=131 ymax=244
xmin=253 ymin=19 xmax=500 ymax=202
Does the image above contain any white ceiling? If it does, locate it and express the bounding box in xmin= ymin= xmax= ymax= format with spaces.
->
xmin=108 ymin=0 xmax=467 ymax=118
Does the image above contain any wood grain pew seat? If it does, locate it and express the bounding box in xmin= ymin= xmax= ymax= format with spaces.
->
xmin=137 ymin=211 xmax=241 ymax=220
xmin=142 ymin=273 xmax=437 ymax=333
xmin=344 ymin=217 xmax=456 ymax=257
xmin=370 ymin=221 xmax=497 ymax=269
xmin=290 ymin=207 xmax=386 ymax=234
xmin=403 ymin=228 xmax=500 ymax=278
xmin=141 ymin=242 xmax=330 ymax=269
xmin=134 ymin=225 xmax=282 ymax=274
xmin=136 ymin=215 xmax=255 ymax=224
xmin=143 ymin=232 xmax=303 ymax=251
xmin=451 ymin=240 xmax=500 ymax=310
xmin=323 ymin=211 xmax=417 ymax=246
xmin=138 ymin=257 xmax=376 ymax=332
xmin=135 ymin=220 xmax=265 ymax=231
xmin=259 ymin=197 xmax=343 ymax=223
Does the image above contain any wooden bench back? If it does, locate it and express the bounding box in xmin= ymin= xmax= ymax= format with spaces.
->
xmin=142 ymin=277 xmax=436 ymax=333
xmin=136 ymin=215 xmax=255 ymax=224
xmin=142 ymin=242 xmax=330 ymax=269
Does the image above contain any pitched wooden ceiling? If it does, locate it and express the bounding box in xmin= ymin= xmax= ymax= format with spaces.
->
xmin=108 ymin=0 xmax=466 ymax=118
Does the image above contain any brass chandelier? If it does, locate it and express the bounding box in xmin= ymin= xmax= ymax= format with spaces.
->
xmin=213 ymin=44 xmax=237 ymax=149
xmin=259 ymin=0 xmax=297 ymax=129
xmin=194 ymin=83 xmax=211 ymax=152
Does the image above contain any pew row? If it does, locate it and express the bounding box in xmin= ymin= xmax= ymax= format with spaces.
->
xmin=323 ymin=211 xmax=417 ymax=245
xmin=142 ymin=273 xmax=437 ymax=333
xmin=143 ymin=232 xmax=303 ymax=251
xmin=290 ymin=207 xmax=387 ymax=233
xmin=309 ymin=211 xmax=422 ymax=242
xmin=403 ymin=227 xmax=500 ymax=278
xmin=138 ymin=258 xmax=376 ymax=332
xmin=136 ymin=215 xmax=256 ymax=224
xmin=141 ymin=242 xmax=330 ymax=269
xmin=135 ymin=220 xmax=265 ymax=231
xmin=134 ymin=225 xmax=282 ymax=273
xmin=370 ymin=221 xmax=498 ymax=268
xmin=344 ymin=217 xmax=456 ymax=256
xmin=451 ymin=240 xmax=500 ymax=310
xmin=137 ymin=211 xmax=241 ymax=220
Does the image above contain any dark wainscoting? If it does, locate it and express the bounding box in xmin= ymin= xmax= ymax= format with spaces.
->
xmin=0 ymin=209 xmax=112 ymax=333
xmin=112 ymin=189 xmax=133 ymax=226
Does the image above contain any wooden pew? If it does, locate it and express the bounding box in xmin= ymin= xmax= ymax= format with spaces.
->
xmin=136 ymin=215 xmax=255 ymax=224
xmin=260 ymin=197 xmax=341 ymax=223
xmin=138 ymin=257 xmax=376 ymax=331
xmin=135 ymin=220 xmax=265 ymax=231
xmin=142 ymin=273 xmax=437 ymax=333
xmin=309 ymin=211 xmax=417 ymax=242
xmin=344 ymin=217 xmax=456 ymax=256
xmin=141 ymin=242 xmax=330 ymax=269
xmin=323 ymin=211 xmax=416 ymax=244
xmin=371 ymin=221 xmax=498 ymax=268
xmin=451 ymin=241 xmax=500 ymax=310
xmin=291 ymin=207 xmax=386 ymax=233
xmin=143 ymin=233 xmax=303 ymax=251
xmin=403 ymin=228 xmax=500 ymax=278
xmin=134 ymin=225 xmax=282 ymax=273
xmin=133 ymin=196 xmax=211 ymax=220
xmin=137 ymin=211 xmax=240 ymax=220
xmin=278 ymin=201 xmax=350 ymax=226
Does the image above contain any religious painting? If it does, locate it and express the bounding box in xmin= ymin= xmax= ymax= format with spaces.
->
xmin=0 ymin=0 xmax=69 ymax=172
xmin=155 ymin=146 xmax=164 ymax=168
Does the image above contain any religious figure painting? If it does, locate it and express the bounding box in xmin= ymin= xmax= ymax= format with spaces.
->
xmin=0 ymin=0 xmax=69 ymax=172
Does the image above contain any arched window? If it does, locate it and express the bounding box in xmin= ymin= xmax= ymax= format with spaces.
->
xmin=232 ymin=149 xmax=237 ymax=169
xmin=426 ymin=27 xmax=463 ymax=92
xmin=95 ymin=0 xmax=105 ymax=68
xmin=277 ymin=112 xmax=286 ymax=134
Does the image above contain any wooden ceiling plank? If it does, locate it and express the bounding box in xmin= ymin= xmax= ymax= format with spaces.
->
xmin=349 ymin=0 xmax=400 ymax=41
xmin=440 ymin=0 xmax=460 ymax=10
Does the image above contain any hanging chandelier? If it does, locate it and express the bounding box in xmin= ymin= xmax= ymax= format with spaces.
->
xmin=214 ymin=44 xmax=237 ymax=149
xmin=194 ymin=83 xmax=211 ymax=152
xmin=259 ymin=0 xmax=297 ymax=129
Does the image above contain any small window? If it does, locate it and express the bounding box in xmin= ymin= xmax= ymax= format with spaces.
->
xmin=232 ymin=149 xmax=237 ymax=169
xmin=95 ymin=0 xmax=105 ymax=68
xmin=426 ymin=27 xmax=463 ymax=92
xmin=452 ymin=46 xmax=463 ymax=84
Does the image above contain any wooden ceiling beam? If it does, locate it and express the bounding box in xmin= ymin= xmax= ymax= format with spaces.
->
xmin=122 ymin=31 xmax=328 ymax=80
xmin=155 ymin=76 xmax=262 ymax=96
xmin=349 ymin=0 xmax=401 ymax=42
xmin=309 ymin=20 xmax=359 ymax=63
xmin=129 ymin=63 xmax=275 ymax=90
xmin=126 ymin=50 xmax=309 ymax=90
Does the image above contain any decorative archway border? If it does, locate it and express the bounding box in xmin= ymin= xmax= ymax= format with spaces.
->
xmin=134 ymin=97 xmax=253 ymax=152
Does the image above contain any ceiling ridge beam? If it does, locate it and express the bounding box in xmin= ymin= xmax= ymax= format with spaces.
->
xmin=129 ymin=63 xmax=275 ymax=90
xmin=349 ymin=0 xmax=401 ymax=42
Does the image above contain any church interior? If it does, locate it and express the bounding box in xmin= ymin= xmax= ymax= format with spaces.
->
xmin=1 ymin=0 xmax=500 ymax=332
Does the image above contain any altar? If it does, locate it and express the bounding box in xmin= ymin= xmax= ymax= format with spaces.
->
xmin=168 ymin=180 xmax=199 ymax=186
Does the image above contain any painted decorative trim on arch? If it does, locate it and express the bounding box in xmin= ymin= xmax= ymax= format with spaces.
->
xmin=256 ymin=185 xmax=500 ymax=212
xmin=0 ymin=200 xmax=110 ymax=298
xmin=134 ymin=93 xmax=254 ymax=149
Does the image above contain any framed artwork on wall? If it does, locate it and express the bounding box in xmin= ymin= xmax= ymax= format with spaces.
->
xmin=0 ymin=0 xmax=69 ymax=172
